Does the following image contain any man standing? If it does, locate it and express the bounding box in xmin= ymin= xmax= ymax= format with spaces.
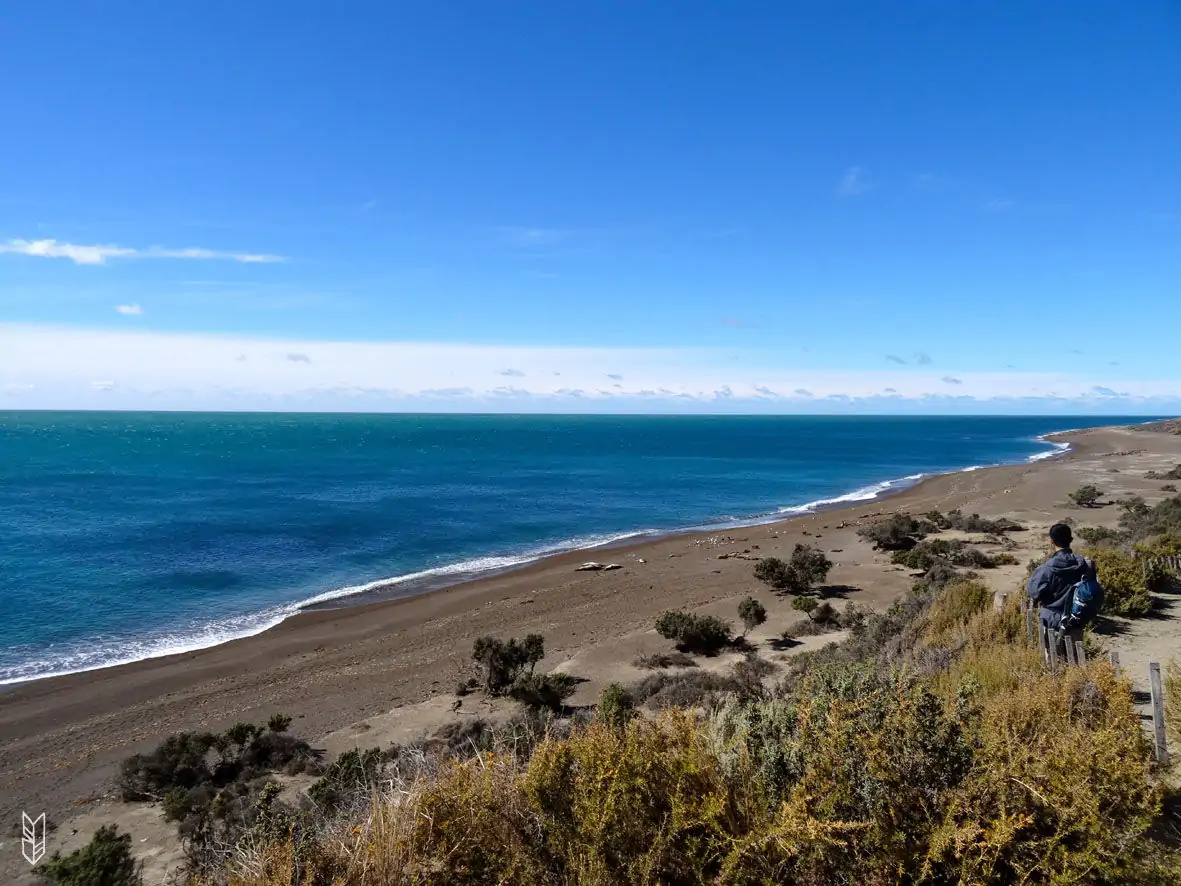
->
xmin=1026 ymin=523 xmax=1097 ymax=653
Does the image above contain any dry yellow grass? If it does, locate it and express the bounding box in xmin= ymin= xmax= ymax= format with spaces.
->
xmin=211 ymin=587 xmax=1180 ymax=886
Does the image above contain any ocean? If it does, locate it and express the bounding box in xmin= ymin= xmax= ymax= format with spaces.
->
xmin=0 ymin=413 xmax=1147 ymax=685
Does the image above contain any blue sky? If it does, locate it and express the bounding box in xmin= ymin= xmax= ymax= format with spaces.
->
xmin=1 ymin=1 xmax=1178 ymax=412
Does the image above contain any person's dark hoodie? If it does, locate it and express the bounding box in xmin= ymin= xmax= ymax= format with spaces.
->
xmin=1026 ymin=548 xmax=1094 ymax=628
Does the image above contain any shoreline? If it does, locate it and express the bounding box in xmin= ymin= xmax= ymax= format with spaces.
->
xmin=5 ymin=419 xmax=1181 ymax=866
xmin=1 ymin=429 xmax=1073 ymax=688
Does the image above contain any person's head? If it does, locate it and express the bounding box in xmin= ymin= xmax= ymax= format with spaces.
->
xmin=1049 ymin=523 xmax=1073 ymax=550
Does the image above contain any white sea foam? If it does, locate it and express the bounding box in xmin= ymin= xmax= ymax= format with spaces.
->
xmin=1027 ymin=436 xmax=1072 ymax=462
xmin=775 ymin=473 xmax=926 ymax=515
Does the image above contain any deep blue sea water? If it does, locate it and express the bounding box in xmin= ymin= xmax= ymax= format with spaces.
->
xmin=0 ymin=413 xmax=1153 ymax=684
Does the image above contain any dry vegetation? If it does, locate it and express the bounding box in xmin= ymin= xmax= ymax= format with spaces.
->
xmin=63 ymin=581 xmax=1172 ymax=886
xmin=42 ymin=505 xmax=1181 ymax=886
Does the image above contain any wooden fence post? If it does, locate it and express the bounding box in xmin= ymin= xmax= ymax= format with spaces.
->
xmin=1149 ymin=663 xmax=1170 ymax=765
xmin=1064 ymin=637 xmax=1076 ymax=666
xmin=1026 ymin=605 xmax=1035 ymax=644
xmin=1074 ymin=641 xmax=1086 ymax=665
xmin=1108 ymin=650 xmax=1120 ymax=668
xmin=1038 ymin=623 xmax=1049 ymax=664
xmin=1046 ymin=626 xmax=1060 ymax=670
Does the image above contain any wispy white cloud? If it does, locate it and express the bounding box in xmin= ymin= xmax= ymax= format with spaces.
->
xmin=0 ymin=238 xmax=286 ymax=265
xmin=886 ymin=355 xmax=907 ymax=365
xmin=114 ymin=304 xmax=144 ymax=316
xmin=3 ymin=325 xmax=1179 ymax=413
xmin=837 ymin=166 xmax=873 ymax=197
xmin=914 ymin=351 xmax=932 ymax=365
xmin=500 ymin=368 xmax=526 ymax=377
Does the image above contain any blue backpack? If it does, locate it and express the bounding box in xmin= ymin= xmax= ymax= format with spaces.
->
xmin=1063 ymin=568 xmax=1104 ymax=628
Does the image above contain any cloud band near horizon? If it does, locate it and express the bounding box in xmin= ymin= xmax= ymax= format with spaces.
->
xmin=2 ymin=324 xmax=1179 ymax=414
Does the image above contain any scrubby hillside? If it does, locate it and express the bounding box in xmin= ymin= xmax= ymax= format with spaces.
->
xmin=167 ymin=575 xmax=1179 ymax=885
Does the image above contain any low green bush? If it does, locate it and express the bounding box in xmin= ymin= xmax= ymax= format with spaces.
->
xmin=1090 ymin=546 xmax=1153 ymax=617
xmin=655 ymin=610 xmax=733 ymax=654
xmin=597 ymin=682 xmax=635 ymax=727
xmin=36 ymin=825 xmax=142 ymax=886
xmin=1069 ymin=484 xmax=1103 ymax=508
xmin=858 ymin=513 xmax=926 ymax=550
xmin=308 ymin=747 xmax=383 ymax=810
xmin=509 ymin=672 xmax=579 ymax=712
xmin=471 ymin=633 xmax=546 ymax=694
xmin=737 ymin=595 xmax=767 ymax=635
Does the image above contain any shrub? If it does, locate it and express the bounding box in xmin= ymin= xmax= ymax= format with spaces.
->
xmin=597 ymin=682 xmax=635 ymax=727
xmin=266 ymin=713 xmax=292 ymax=733
xmin=809 ymin=600 xmax=841 ymax=626
xmin=524 ymin=712 xmax=743 ymax=884
xmin=753 ymin=556 xmax=790 ymax=588
xmin=942 ymin=509 xmax=1025 ymax=533
xmin=629 ymin=670 xmax=739 ymax=710
xmin=1163 ymin=484 xmax=1178 ymax=492
xmin=785 ymin=543 xmax=833 ymax=592
xmin=509 ymin=672 xmax=578 ymax=712
xmin=307 ymin=747 xmax=383 ymax=810
xmin=790 ymin=594 xmax=818 ymax=615
xmin=927 ymin=663 xmax=1161 ymax=885
xmin=655 ymin=610 xmax=733 ymax=654
xmin=1078 ymin=524 xmax=1123 ymax=546
xmin=892 ymin=547 xmax=938 ymax=571
xmin=1145 ymin=464 xmax=1181 ymax=480
xmin=36 ymin=825 xmax=143 ymax=886
xmin=632 ymin=651 xmax=697 ymax=669
xmin=472 ymin=633 xmax=546 ymax=694
xmin=754 ymin=546 xmax=832 ymax=593
xmin=1091 ymin=546 xmax=1153 ymax=617
xmin=924 ymin=580 xmax=993 ymax=644
xmin=737 ymin=596 xmax=767 ymax=635
xmin=1119 ymin=494 xmax=1181 ymax=542
xmin=858 ymin=513 xmax=925 ymax=550
xmin=1069 ymin=484 xmax=1103 ymax=507
xmin=925 ymin=510 xmax=952 ymax=530
xmin=731 ymin=653 xmax=777 ymax=700
xmin=993 ymin=552 xmax=1019 ymax=565
xmin=118 ymin=723 xmax=315 ymax=803
xmin=1167 ymin=661 xmax=1181 ymax=746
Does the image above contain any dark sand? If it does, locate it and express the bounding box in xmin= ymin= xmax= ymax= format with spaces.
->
xmin=4 ymin=422 xmax=1181 ymax=881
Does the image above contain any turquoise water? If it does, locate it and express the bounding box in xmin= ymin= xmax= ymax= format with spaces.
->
xmin=0 ymin=413 xmax=1146 ymax=684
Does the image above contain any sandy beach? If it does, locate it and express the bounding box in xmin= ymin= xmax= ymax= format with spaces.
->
xmin=3 ymin=420 xmax=1181 ymax=882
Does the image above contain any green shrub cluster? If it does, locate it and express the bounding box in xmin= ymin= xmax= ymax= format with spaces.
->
xmin=858 ymin=513 xmax=927 ymax=550
xmin=1089 ymin=546 xmax=1154 ymax=617
xmin=36 ymin=825 xmax=143 ymax=886
xmin=655 ymin=610 xmax=734 ymax=654
xmin=736 ymin=595 xmax=767 ymax=635
xmin=117 ymin=716 xmax=318 ymax=846
xmin=1070 ymin=484 xmax=1104 ymax=507
xmin=471 ymin=633 xmax=545 ymax=693
xmin=753 ymin=543 xmax=832 ymax=593
xmin=596 ymin=682 xmax=635 ymax=727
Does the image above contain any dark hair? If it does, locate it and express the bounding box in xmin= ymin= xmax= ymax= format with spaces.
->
xmin=1049 ymin=523 xmax=1073 ymax=548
